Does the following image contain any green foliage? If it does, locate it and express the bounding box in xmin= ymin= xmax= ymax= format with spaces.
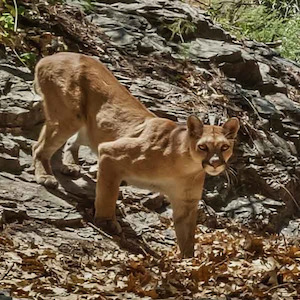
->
xmin=179 ymin=42 xmax=192 ymax=60
xmin=234 ymin=6 xmax=284 ymax=41
xmin=0 ymin=0 xmax=92 ymax=69
xmin=0 ymin=12 xmax=14 ymax=30
xmin=258 ymin=0 xmax=300 ymax=17
xmin=78 ymin=0 xmax=95 ymax=13
xmin=209 ymin=0 xmax=300 ymax=62
xmin=20 ymin=52 xmax=37 ymax=69
xmin=0 ymin=1 xmax=25 ymax=35
xmin=165 ymin=18 xmax=197 ymax=42
xmin=0 ymin=1 xmax=16 ymax=46
xmin=278 ymin=16 xmax=300 ymax=61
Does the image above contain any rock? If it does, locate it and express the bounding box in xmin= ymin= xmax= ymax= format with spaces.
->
xmin=138 ymin=35 xmax=170 ymax=54
xmin=222 ymin=195 xmax=286 ymax=231
xmin=1 ymin=207 xmax=29 ymax=224
xmin=141 ymin=193 xmax=166 ymax=211
xmin=129 ymin=78 xmax=192 ymax=121
xmin=0 ymin=201 xmax=17 ymax=209
xmin=88 ymin=0 xmax=231 ymax=58
xmin=180 ymin=38 xmax=242 ymax=63
xmin=79 ymin=146 xmax=97 ymax=165
xmin=7 ymin=135 xmax=34 ymax=151
xmin=137 ymin=0 xmax=231 ymax=41
xmin=198 ymin=201 xmax=218 ymax=229
xmin=219 ymin=53 xmax=262 ymax=87
xmin=0 ymin=133 xmax=19 ymax=157
xmin=259 ymin=78 xmax=287 ymax=95
xmin=0 ymin=3 xmax=300 ymax=299
xmin=88 ymin=164 xmax=98 ymax=178
xmin=0 ymin=175 xmax=83 ymax=227
xmin=281 ymin=219 xmax=300 ymax=237
xmin=124 ymin=210 xmax=161 ymax=236
xmin=0 ymin=65 xmax=43 ymax=130
xmin=0 ymin=292 xmax=12 ymax=300
xmin=19 ymin=149 xmax=32 ymax=169
xmin=87 ymin=6 xmax=169 ymax=53
xmin=265 ymin=93 xmax=300 ymax=118
xmin=250 ymin=97 xmax=283 ymax=119
xmin=0 ymin=153 xmax=22 ymax=174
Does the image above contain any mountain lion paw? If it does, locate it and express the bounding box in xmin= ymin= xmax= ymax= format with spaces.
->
xmin=60 ymin=164 xmax=81 ymax=177
xmin=94 ymin=217 xmax=122 ymax=235
xmin=36 ymin=175 xmax=58 ymax=189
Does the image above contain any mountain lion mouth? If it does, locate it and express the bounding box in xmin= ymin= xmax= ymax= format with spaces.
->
xmin=203 ymin=164 xmax=225 ymax=176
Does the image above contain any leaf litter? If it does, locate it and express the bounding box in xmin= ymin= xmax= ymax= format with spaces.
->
xmin=0 ymin=216 xmax=299 ymax=299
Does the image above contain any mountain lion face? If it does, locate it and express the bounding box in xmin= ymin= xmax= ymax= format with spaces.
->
xmin=187 ymin=116 xmax=239 ymax=176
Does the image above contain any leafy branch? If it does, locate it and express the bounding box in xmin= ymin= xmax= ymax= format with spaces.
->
xmin=165 ymin=18 xmax=197 ymax=43
xmin=207 ymin=0 xmax=300 ymax=62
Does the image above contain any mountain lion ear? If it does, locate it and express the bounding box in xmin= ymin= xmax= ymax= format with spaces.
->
xmin=187 ymin=115 xmax=203 ymax=138
xmin=222 ymin=117 xmax=240 ymax=139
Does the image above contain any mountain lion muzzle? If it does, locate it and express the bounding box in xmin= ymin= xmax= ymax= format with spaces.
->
xmin=32 ymin=52 xmax=239 ymax=258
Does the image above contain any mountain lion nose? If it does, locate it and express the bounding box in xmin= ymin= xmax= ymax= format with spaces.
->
xmin=209 ymin=154 xmax=222 ymax=168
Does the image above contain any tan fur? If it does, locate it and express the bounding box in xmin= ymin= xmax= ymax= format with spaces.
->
xmin=33 ymin=52 xmax=239 ymax=258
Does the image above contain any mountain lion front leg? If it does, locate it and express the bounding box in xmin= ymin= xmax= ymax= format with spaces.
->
xmin=169 ymin=176 xmax=205 ymax=258
xmin=94 ymin=137 xmax=145 ymax=235
xmin=94 ymin=143 xmax=123 ymax=235
xmin=171 ymin=198 xmax=199 ymax=258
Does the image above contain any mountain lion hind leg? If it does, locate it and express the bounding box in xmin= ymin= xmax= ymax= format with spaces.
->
xmin=61 ymin=127 xmax=92 ymax=177
xmin=33 ymin=121 xmax=82 ymax=188
xmin=32 ymin=90 xmax=83 ymax=188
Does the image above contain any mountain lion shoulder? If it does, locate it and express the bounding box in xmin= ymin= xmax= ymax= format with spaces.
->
xmin=33 ymin=52 xmax=239 ymax=258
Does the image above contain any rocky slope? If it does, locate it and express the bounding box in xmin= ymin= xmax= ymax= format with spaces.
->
xmin=0 ymin=0 xmax=299 ymax=299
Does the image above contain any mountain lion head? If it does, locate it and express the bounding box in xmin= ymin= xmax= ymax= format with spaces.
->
xmin=187 ymin=116 xmax=239 ymax=176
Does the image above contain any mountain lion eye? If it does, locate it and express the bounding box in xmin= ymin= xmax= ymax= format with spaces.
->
xmin=221 ymin=145 xmax=229 ymax=152
xmin=198 ymin=145 xmax=208 ymax=151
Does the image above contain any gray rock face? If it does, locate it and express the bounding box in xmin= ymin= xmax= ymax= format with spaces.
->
xmin=0 ymin=154 xmax=22 ymax=174
xmin=0 ymin=0 xmax=300 ymax=236
xmin=281 ymin=219 xmax=300 ymax=237
xmin=0 ymin=133 xmax=19 ymax=157
xmin=0 ymin=175 xmax=83 ymax=226
xmin=87 ymin=0 xmax=231 ymax=54
xmin=181 ymin=38 xmax=242 ymax=63
xmin=0 ymin=65 xmax=43 ymax=129
xmin=222 ymin=196 xmax=286 ymax=231
xmin=265 ymin=93 xmax=300 ymax=117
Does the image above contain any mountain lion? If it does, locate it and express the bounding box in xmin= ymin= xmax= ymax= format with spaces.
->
xmin=33 ymin=52 xmax=239 ymax=258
